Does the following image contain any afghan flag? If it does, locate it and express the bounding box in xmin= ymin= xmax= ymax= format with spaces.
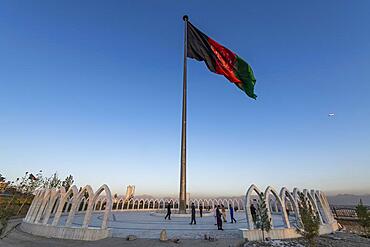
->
xmin=187 ymin=22 xmax=257 ymax=99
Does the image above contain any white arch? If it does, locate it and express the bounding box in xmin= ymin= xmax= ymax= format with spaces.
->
xmin=148 ymin=199 xmax=154 ymax=209
xmin=280 ymin=187 xmax=300 ymax=227
xmin=303 ymin=189 xmax=323 ymax=224
xmin=317 ymin=191 xmax=335 ymax=223
xmin=83 ymin=184 xmax=112 ymax=229
xmin=52 ymin=185 xmax=78 ymax=226
xmin=154 ymin=200 xmax=159 ymax=209
xmin=65 ymin=185 xmax=94 ymax=227
xmin=227 ymin=199 xmax=233 ymax=209
xmin=220 ymin=199 xmax=227 ymax=208
xmin=32 ymin=189 xmax=49 ymax=223
xmin=159 ymin=199 xmax=164 ymax=209
xmin=33 ymin=189 xmax=49 ymax=223
xmin=245 ymin=184 xmax=262 ymax=230
xmin=203 ymin=199 xmax=209 ymax=209
xmin=117 ymin=199 xmax=124 ymax=210
xmin=26 ymin=190 xmax=44 ymax=222
xmin=265 ymin=186 xmax=290 ymax=229
xmin=112 ymin=198 xmax=118 ymax=210
xmin=127 ymin=199 xmax=133 ymax=209
xmin=42 ymin=187 xmax=65 ymax=224
xmin=312 ymin=190 xmax=332 ymax=224
xmin=233 ymin=199 xmax=240 ymax=210
xmin=133 ymin=199 xmax=139 ymax=209
xmin=199 ymin=199 xmax=204 ymax=208
xmin=138 ymin=199 xmax=144 ymax=209
xmin=293 ymin=188 xmax=301 ymax=202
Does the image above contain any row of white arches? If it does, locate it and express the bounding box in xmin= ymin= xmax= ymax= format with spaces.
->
xmin=24 ymin=184 xmax=335 ymax=234
xmin=24 ymin=183 xmax=245 ymax=230
xmin=24 ymin=184 xmax=112 ymax=229
xmin=244 ymin=184 xmax=335 ymax=230
xmin=93 ymin=197 xmax=245 ymax=211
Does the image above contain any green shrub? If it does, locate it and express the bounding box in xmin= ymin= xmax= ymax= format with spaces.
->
xmin=296 ymin=192 xmax=320 ymax=247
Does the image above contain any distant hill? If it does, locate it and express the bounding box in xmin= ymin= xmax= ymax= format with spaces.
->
xmin=327 ymin=194 xmax=370 ymax=206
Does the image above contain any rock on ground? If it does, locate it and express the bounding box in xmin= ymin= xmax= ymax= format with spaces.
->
xmin=160 ymin=229 xmax=168 ymax=241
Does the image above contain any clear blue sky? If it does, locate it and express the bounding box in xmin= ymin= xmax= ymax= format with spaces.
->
xmin=1 ymin=0 xmax=370 ymax=197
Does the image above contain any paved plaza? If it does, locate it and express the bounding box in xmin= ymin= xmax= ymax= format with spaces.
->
xmin=51 ymin=211 xmax=289 ymax=239
xmin=59 ymin=211 xmax=248 ymax=239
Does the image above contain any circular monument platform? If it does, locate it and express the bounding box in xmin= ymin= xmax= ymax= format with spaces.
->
xmin=21 ymin=184 xmax=338 ymax=241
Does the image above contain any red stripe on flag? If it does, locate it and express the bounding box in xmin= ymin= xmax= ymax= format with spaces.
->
xmin=208 ymin=38 xmax=242 ymax=84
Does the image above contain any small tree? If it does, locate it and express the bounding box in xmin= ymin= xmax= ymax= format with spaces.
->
xmin=0 ymin=174 xmax=12 ymax=236
xmin=43 ymin=172 xmax=61 ymax=189
xmin=355 ymin=199 xmax=370 ymax=236
xmin=296 ymin=192 xmax=320 ymax=247
xmin=61 ymin=175 xmax=74 ymax=191
xmin=255 ymin=192 xmax=272 ymax=241
xmin=14 ymin=171 xmax=44 ymax=215
xmin=0 ymin=204 xmax=14 ymax=236
xmin=0 ymin=174 xmax=9 ymax=193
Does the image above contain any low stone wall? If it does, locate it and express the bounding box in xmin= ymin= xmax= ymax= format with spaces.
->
xmin=21 ymin=221 xmax=111 ymax=241
xmin=240 ymin=228 xmax=300 ymax=241
xmin=240 ymin=222 xmax=339 ymax=241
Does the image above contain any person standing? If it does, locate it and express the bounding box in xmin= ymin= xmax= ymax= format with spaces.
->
xmin=213 ymin=205 xmax=217 ymax=225
xmin=229 ymin=204 xmax=237 ymax=223
xmin=216 ymin=205 xmax=223 ymax=230
xmin=190 ymin=203 xmax=196 ymax=225
xmin=221 ymin=204 xmax=227 ymax=222
xmin=164 ymin=202 xmax=171 ymax=220
xmin=199 ymin=204 xmax=203 ymax=218
xmin=250 ymin=204 xmax=257 ymax=225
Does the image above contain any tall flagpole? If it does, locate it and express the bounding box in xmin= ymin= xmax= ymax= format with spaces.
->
xmin=179 ymin=15 xmax=188 ymax=214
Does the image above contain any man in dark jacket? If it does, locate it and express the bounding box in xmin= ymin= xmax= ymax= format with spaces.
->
xmin=189 ymin=203 xmax=196 ymax=224
xmin=165 ymin=203 xmax=171 ymax=220
xmin=229 ymin=204 xmax=237 ymax=223
xmin=199 ymin=204 xmax=203 ymax=218
xmin=216 ymin=205 xmax=223 ymax=230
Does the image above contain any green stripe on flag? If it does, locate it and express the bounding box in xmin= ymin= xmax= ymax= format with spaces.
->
xmin=234 ymin=56 xmax=257 ymax=99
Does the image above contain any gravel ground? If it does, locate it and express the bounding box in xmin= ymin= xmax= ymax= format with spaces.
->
xmin=243 ymin=232 xmax=370 ymax=247
xmin=1 ymin=219 xmax=370 ymax=247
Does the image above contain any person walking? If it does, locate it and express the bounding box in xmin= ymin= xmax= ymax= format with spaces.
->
xmin=190 ymin=203 xmax=196 ymax=225
xmin=164 ymin=202 xmax=171 ymax=220
xmin=229 ymin=204 xmax=237 ymax=223
xmin=250 ymin=203 xmax=257 ymax=225
xmin=221 ymin=204 xmax=227 ymax=222
xmin=216 ymin=205 xmax=223 ymax=230
xmin=199 ymin=204 xmax=203 ymax=218
xmin=213 ymin=205 xmax=217 ymax=225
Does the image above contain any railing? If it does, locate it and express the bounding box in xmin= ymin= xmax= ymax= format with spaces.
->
xmin=331 ymin=207 xmax=357 ymax=219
